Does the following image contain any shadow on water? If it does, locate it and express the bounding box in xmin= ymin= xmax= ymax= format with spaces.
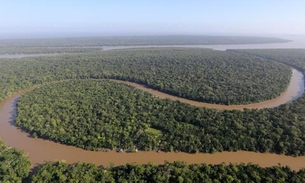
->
xmin=9 ymin=97 xmax=18 ymax=126
xmin=8 ymin=96 xmax=33 ymax=138
xmin=282 ymin=68 xmax=305 ymax=104
xmin=296 ymin=71 xmax=305 ymax=100
xmin=23 ymin=164 xmax=42 ymax=183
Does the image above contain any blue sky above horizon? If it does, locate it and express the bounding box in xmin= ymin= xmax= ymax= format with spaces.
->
xmin=0 ymin=0 xmax=305 ymax=38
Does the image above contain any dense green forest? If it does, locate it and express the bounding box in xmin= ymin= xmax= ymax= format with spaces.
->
xmin=231 ymin=49 xmax=305 ymax=72
xmin=16 ymin=81 xmax=162 ymax=151
xmin=0 ymin=48 xmax=292 ymax=105
xmin=0 ymin=36 xmax=289 ymax=47
xmin=31 ymin=161 xmax=305 ymax=183
xmin=0 ymin=139 xmax=31 ymax=183
xmin=15 ymin=79 xmax=305 ymax=155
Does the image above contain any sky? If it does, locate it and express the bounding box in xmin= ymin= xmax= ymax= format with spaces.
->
xmin=0 ymin=0 xmax=305 ymax=38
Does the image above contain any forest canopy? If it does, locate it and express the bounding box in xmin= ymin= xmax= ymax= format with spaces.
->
xmin=31 ymin=161 xmax=305 ymax=183
xmin=0 ymin=139 xmax=31 ymax=183
xmin=0 ymin=48 xmax=292 ymax=105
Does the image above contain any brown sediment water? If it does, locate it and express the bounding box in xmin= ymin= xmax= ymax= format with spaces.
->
xmin=0 ymin=67 xmax=304 ymax=170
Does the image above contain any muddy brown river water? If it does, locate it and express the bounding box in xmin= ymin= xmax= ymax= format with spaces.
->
xmin=0 ymin=67 xmax=304 ymax=170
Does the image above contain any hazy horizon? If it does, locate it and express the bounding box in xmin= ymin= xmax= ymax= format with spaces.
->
xmin=1 ymin=1 xmax=305 ymax=39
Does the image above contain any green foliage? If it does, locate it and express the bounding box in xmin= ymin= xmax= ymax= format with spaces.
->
xmin=0 ymin=139 xmax=31 ymax=183
xmin=146 ymin=127 xmax=163 ymax=136
xmin=31 ymin=161 xmax=305 ymax=183
xmin=16 ymin=80 xmax=163 ymax=151
xmin=102 ymin=48 xmax=291 ymax=105
xmin=31 ymin=161 xmax=115 ymax=183
xmin=0 ymin=48 xmax=291 ymax=105
xmin=231 ymin=49 xmax=305 ymax=73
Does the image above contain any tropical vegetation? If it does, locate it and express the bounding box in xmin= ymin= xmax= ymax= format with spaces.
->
xmin=0 ymin=139 xmax=31 ymax=183
xmin=31 ymin=161 xmax=305 ymax=183
xmin=0 ymin=48 xmax=292 ymax=105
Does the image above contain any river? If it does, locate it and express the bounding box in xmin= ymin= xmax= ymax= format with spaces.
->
xmin=1 ymin=37 xmax=305 ymax=170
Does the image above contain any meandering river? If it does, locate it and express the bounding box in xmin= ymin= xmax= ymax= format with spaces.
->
xmin=1 ymin=38 xmax=305 ymax=170
xmin=113 ymin=68 xmax=304 ymax=110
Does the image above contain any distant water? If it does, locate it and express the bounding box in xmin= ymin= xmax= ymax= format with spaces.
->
xmin=1 ymin=36 xmax=305 ymax=59
xmin=102 ymin=36 xmax=305 ymax=51
xmin=202 ymin=36 xmax=305 ymax=51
